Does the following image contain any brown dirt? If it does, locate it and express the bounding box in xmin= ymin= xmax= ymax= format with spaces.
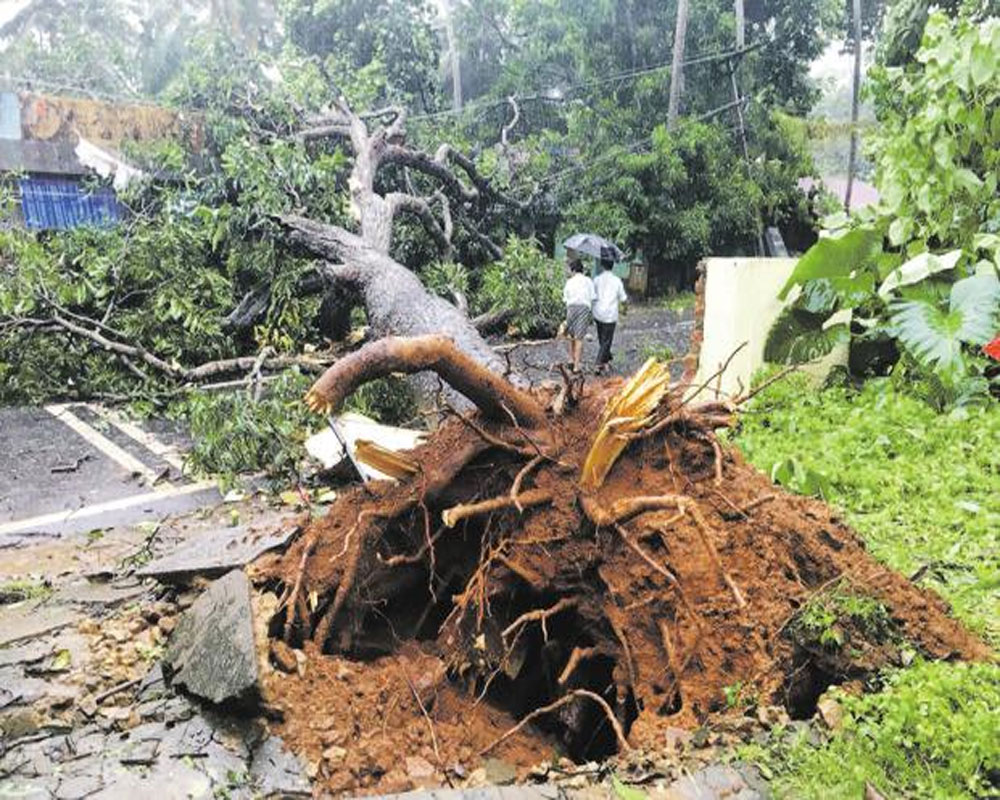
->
xmin=253 ymin=377 xmax=990 ymax=796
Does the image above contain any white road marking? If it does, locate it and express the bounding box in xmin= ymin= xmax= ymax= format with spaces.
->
xmin=0 ymin=480 xmax=218 ymax=536
xmin=44 ymin=404 xmax=167 ymax=488
xmin=84 ymin=404 xmax=186 ymax=472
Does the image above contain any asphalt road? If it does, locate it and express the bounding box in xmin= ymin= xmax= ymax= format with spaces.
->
xmin=0 ymin=404 xmax=217 ymax=543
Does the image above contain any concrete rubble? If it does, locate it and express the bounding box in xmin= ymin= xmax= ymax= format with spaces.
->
xmin=162 ymin=569 xmax=261 ymax=705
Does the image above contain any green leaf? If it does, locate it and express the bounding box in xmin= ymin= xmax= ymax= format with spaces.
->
xmin=890 ymin=273 xmax=1000 ymax=376
xmin=778 ymin=229 xmax=882 ymax=300
xmin=970 ymin=42 xmax=996 ymax=87
xmin=765 ymin=307 xmax=850 ymax=365
xmin=612 ymin=777 xmax=647 ymax=800
xmin=953 ymin=169 xmax=983 ymax=194
xmin=878 ymin=250 xmax=963 ymax=298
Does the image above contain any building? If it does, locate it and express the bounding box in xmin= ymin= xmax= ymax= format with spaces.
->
xmin=0 ymin=88 xmax=201 ymax=230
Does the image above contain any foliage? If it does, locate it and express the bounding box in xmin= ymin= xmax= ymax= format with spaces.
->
xmin=559 ymin=121 xmax=782 ymax=289
xmin=342 ymin=377 xmax=417 ymax=426
xmin=179 ymin=369 xmax=315 ymax=488
xmin=766 ymin=14 xmax=1000 ymax=405
xmin=733 ymin=372 xmax=1000 ymax=643
xmin=422 ymin=261 xmax=471 ymax=307
xmin=280 ymin=0 xmax=440 ymax=110
xmin=793 ymin=587 xmax=895 ymax=650
xmin=476 ymin=236 xmax=564 ymax=336
xmin=741 ymin=661 xmax=1000 ymax=798
xmin=655 ymin=291 xmax=696 ymax=313
xmin=0 ymin=578 xmax=52 ymax=605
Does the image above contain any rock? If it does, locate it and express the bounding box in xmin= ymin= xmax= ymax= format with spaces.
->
xmin=250 ymin=736 xmax=311 ymax=797
xmin=817 ymin=695 xmax=844 ymax=730
xmin=127 ymin=618 xmax=146 ymax=635
xmin=666 ymin=763 xmax=768 ymax=800
xmin=162 ymin=569 xmax=260 ymax=705
xmin=156 ymin=616 xmax=176 ymax=635
xmin=664 ymin=726 xmax=692 ymax=750
xmin=137 ymin=525 xmax=295 ymax=583
xmin=483 ymin=757 xmax=518 ymax=785
xmin=756 ymin=705 xmax=791 ymax=728
xmin=270 ymin=640 xmax=298 ymax=674
xmin=406 ymin=755 xmax=436 ymax=779
xmin=324 ymin=745 xmax=347 ymax=762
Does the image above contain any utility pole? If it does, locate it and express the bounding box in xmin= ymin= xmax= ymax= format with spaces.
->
xmin=735 ymin=0 xmax=745 ymax=49
xmin=845 ymin=0 xmax=863 ymax=211
xmin=667 ymin=0 xmax=689 ymax=130
xmin=442 ymin=0 xmax=463 ymax=111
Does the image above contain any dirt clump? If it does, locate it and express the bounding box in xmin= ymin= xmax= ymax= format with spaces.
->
xmin=253 ymin=375 xmax=989 ymax=796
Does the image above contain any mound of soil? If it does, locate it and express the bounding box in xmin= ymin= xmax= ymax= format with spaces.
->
xmin=252 ymin=378 xmax=988 ymax=796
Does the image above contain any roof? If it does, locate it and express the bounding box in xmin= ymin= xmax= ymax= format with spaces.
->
xmin=0 ymin=138 xmax=85 ymax=175
xmin=798 ymin=176 xmax=880 ymax=209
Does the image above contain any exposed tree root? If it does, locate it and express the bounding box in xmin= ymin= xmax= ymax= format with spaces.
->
xmin=480 ymin=689 xmax=630 ymax=756
xmin=260 ymin=361 xmax=989 ymax=792
xmin=305 ymin=334 xmax=547 ymax=427
xmin=442 ymin=489 xmax=552 ymax=528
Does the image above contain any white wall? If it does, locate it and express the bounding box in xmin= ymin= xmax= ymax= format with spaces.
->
xmin=692 ymin=257 xmax=849 ymax=400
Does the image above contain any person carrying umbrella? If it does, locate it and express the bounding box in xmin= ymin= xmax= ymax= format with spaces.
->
xmin=592 ymin=257 xmax=628 ymax=374
xmin=561 ymin=233 xmax=628 ymax=374
xmin=562 ymin=257 xmax=595 ymax=373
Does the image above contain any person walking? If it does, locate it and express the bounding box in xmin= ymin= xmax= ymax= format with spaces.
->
xmin=592 ymin=257 xmax=628 ymax=374
xmin=562 ymin=258 xmax=595 ymax=373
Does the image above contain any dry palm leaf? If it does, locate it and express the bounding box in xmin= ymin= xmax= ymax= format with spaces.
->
xmin=354 ymin=439 xmax=420 ymax=480
xmin=579 ymin=358 xmax=672 ymax=490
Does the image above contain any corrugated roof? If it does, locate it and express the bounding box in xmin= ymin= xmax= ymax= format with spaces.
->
xmin=18 ymin=176 xmax=121 ymax=230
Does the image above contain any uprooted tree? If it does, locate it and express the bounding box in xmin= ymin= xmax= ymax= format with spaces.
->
xmin=253 ymin=103 xmax=987 ymax=765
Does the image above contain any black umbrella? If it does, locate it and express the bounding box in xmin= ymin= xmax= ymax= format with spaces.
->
xmin=563 ymin=233 xmax=626 ymax=262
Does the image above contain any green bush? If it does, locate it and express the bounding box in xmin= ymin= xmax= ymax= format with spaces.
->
xmin=743 ymin=661 xmax=1000 ymax=799
xmin=475 ymin=236 xmax=564 ymax=336
xmin=180 ymin=369 xmax=315 ymax=488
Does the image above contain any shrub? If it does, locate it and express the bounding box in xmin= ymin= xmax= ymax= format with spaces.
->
xmin=475 ymin=236 xmax=564 ymax=337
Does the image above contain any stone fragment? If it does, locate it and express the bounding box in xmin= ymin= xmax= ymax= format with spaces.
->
xmin=483 ymin=757 xmax=518 ymax=785
xmin=157 ymin=616 xmax=176 ymax=635
xmin=323 ymin=745 xmax=347 ymax=762
xmin=250 ymin=736 xmax=311 ymax=797
xmin=817 ymin=695 xmax=844 ymax=730
xmin=406 ymin=755 xmax=436 ymax=779
xmin=162 ymin=570 xmax=259 ymax=705
xmin=137 ymin=525 xmax=294 ymax=583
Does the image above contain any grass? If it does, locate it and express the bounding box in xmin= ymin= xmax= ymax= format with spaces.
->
xmin=731 ymin=373 xmax=1000 ymax=798
xmin=0 ymin=578 xmax=51 ymax=604
xmin=734 ymin=373 xmax=999 ymax=643
xmin=739 ymin=661 xmax=1000 ymax=799
xmin=654 ymin=290 xmax=696 ymax=313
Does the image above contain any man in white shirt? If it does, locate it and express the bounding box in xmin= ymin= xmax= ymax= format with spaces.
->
xmin=562 ymin=258 xmax=595 ymax=373
xmin=592 ymin=258 xmax=628 ymax=374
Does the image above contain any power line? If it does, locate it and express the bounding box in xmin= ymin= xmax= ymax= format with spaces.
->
xmin=409 ymin=41 xmax=769 ymax=124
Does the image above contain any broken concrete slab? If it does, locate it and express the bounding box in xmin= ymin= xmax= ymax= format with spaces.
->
xmin=162 ymin=569 xmax=260 ymax=705
xmin=665 ymin=763 xmax=769 ymax=799
xmin=137 ymin=524 xmax=296 ymax=583
xmin=0 ymin=601 xmax=79 ymax=648
xmin=305 ymin=411 xmax=425 ymax=481
xmin=250 ymin=736 xmax=311 ymax=797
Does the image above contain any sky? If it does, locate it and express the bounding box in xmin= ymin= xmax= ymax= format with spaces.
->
xmin=0 ymin=0 xmax=32 ymax=29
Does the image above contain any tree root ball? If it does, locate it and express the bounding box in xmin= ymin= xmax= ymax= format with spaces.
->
xmin=252 ymin=377 xmax=988 ymax=796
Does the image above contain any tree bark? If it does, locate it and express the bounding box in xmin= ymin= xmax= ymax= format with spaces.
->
xmin=280 ymin=215 xmax=512 ymax=384
xmin=667 ymin=0 xmax=690 ymax=131
xmin=845 ymin=0 xmax=863 ymax=212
